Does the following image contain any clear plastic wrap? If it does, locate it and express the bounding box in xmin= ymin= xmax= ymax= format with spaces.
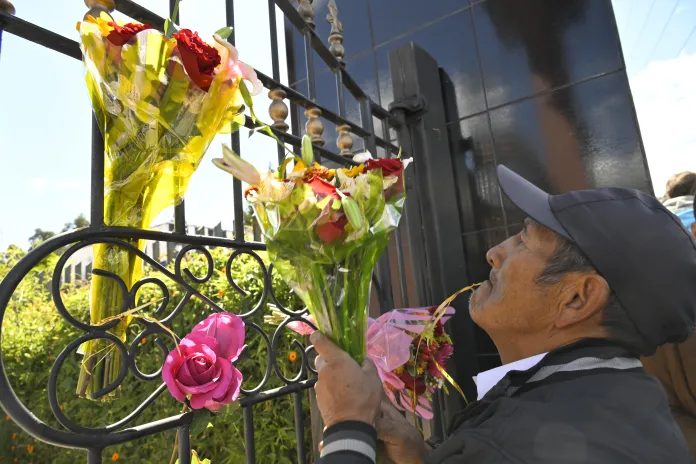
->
xmin=76 ymin=14 xmax=260 ymax=400
xmin=217 ymin=143 xmax=410 ymax=364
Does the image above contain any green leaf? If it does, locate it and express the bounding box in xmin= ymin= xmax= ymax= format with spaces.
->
xmin=215 ymin=26 xmax=234 ymax=39
xmin=301 ymin=135 xmax=314 ymax=166
xmin=190 ymin=409 xmax=213 ymax=438
xmin=238 ymin=80 xmax=257 ymax=123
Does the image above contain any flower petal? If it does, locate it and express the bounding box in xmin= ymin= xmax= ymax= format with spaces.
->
xmin=190 ymin=312 xmax=245 ymax=361
xmin=204 ymin=364 xmax=243 ymax=411
xmin=162 ymin=352 xmax=186 ymax=402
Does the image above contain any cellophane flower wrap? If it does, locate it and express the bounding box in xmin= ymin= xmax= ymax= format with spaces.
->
xmin=268 ymin=305 xmax=457 ymax=419
xmin=76 ymin=14 xmax=261 ymax=400
xmin=216 ymin=141 xmax=410 ymax=363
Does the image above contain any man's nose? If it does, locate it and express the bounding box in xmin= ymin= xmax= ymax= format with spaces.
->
xmin=486 ymin=242 xmax=505 ymax=268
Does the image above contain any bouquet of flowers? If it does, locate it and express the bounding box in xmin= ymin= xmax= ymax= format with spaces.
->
xmin=76 ymin=12 xmax=261 ymax=400
xmin=268 ymin=304 xmax=459 ymax=419
xmin=216 ymin=138 xmax=410 ymax=363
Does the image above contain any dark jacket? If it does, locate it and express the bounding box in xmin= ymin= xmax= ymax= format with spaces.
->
xmin=642 ymin=334 xmax=696 ymax=458
xmin=427 ymin=340 xmax=691 ymax=463
xmin=317 ymin=340 xmax=692 ymax=463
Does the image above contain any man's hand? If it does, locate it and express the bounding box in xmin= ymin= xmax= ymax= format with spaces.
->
xmin=377 ymin=401 xmax=428 ymax=464
xmin=311 ymin=331 xmax=383 ymax=427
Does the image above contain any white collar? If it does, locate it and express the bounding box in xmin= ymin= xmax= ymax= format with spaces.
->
xmin=473 ymin=352 xmax=548 ymax=400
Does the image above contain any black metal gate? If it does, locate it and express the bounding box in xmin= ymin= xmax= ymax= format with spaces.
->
xmin=0 ymin=1 xmax=408 ymax=462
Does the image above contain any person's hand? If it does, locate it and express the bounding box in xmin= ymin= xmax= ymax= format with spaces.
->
xmin=376 ymin=401 xmax=428 ymax=464
xmin=311 ymin=331 xmax=383 ymax=427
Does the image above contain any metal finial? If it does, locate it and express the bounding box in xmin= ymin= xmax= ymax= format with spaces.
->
xmin=84 ymin=0 xmax=115 ymax=19
xmin=268 ymin=89 xmax=289 ymax=133
xmin=305 ymin=107 xmax=325 ymax=147
xmin=298 ymin=0 xmax=315 ymax=28
xmin=326 ymin=0 xmax=345 ymax=63
xmin=0 ymin=0 xmax=15 ymax=15
xmin=336 ymin=124 xmax=353 ymax=157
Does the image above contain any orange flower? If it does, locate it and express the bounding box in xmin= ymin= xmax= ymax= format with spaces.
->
xmin=5 ymin=415 xmax=9 ymax=421
xmin=221 ymin=267 xmax=227 ymax=275
xmin=288 ymin=351 xmax=297 ymax=362
xmin=27 ymin=444 xmax=34 ymax=453
xmin=10 ymin=445 xmax=15 ymax=451
xmin=141 ymin=338 xmax=147 ymax=345
xmin=112 ymin=452 xmax=120 ymax=461
xmin=59 ymin=405 xmax=63 ymax=411
xmin=12 ymin=433 xmax=16 ymax=439
xmin=218 ymin=289 xmax=225 ymax=298
xmin=13 ymin=458 xmax=17 ymax=462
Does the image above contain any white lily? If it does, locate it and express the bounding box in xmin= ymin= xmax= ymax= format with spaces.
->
xmin=212 ymin=34 xmax=263 ymax=96
xmin=335 ymin=169 xmax=358 ymax=196
xmin=212 ymin=144 xmax=262 ymax=185
xmin=258 ymin=171 xmax=295 ymax=202
xmin=352 ymin=151 xmax=373 ymax=164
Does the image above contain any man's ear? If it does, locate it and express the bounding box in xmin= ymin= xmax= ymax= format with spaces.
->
xmin=690 ymin=221 xmax=696 ymax=239
xmin=555 ymin=274 xmax=610 ymax=328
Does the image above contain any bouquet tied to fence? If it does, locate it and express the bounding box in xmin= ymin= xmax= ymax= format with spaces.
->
xmin=76 ymin=12 xmax=262 ymax=400
xmin=216 ymin=137 xmax=410 ymax=363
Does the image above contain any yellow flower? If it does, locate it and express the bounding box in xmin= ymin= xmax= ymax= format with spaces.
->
xmin=218 ymin=289 xmax=225 ymax=298
xmin=342 ymin=165 xmax=365 ymax=178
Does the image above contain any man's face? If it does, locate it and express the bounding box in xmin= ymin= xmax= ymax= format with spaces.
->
xmin=469 ymin=218 xmax=560 ymax=338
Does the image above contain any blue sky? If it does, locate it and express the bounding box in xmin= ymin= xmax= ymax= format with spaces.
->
xmin=0 ymin=0 xmax=694 ymax=249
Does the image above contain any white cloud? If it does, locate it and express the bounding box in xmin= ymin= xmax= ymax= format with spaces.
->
xmin=629 ymin=52 xmax=696 ymax=197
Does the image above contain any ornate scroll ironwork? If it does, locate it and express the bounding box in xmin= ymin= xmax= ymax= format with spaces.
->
xmin=0 ymin=228 xmax=318 ymax=440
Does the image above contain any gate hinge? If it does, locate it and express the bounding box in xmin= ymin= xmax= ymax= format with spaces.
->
xmin=389 ymin=95 xmax=428 ymax=125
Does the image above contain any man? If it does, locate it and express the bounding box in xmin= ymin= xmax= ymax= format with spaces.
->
xmin=311 ymin=165 xmax=696 ymax=463
xmin=642 ymin=175 xmax=696 ymax=456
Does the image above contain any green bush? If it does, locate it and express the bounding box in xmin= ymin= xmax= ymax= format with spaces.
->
xmin=0 ymin=245 xmax=316 ymax=463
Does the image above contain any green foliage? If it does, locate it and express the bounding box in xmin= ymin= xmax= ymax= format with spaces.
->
xmin=0 ymin=246 xmax=315 ymax=463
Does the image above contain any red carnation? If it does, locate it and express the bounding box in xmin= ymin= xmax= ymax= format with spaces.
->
xmin=397 ymin=371 xmax=427 ymax=395
xmin=173 ymin=29 xmax=222 ymax=92
xmin=106 ymin=22 xmax=152 ymax=46
xmin=365 ymin=158 xmax=404 ymax=178
xmin=429 ymin=342 xmax=454 ymax=378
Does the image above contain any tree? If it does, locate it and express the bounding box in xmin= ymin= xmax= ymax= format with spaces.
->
xmin=28 ymin=229 xmax=56 ymax=249
xmin=61 ymin=214 xmax=90 ymax=233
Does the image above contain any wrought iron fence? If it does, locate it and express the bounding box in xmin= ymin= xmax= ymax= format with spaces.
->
xmin=0 ymin=0 xmax=403 ymax=462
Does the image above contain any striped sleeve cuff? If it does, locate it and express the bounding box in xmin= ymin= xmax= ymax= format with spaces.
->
xmin=321 ymin=421 xmax=377 ymax=463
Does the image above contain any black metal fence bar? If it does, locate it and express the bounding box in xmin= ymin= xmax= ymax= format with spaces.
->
xmin=224 ymin=0 xmax=246 ymax=242
xmin=243 ymin=406 xmax=256 ymax=464
xmin=294 ymin=391 xmax=307 ymax=464
xmin=90 ymin=116 xmax=105 ymax=227
xmin=267 ymin=0 xmax=287 ymax=166
xmin=0 ymin=12 xmax=80 ymax=58
xmin=178 ymin=425 xmax=192 ymax=464
xmin=115 ymin=0 xmax=166 ymax=29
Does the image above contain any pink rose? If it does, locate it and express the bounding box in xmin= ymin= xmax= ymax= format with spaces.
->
xmin=163 ymin=312 xmax=245 ymax=411
xmin=189 ymin=312 xmax=245 ymax=361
